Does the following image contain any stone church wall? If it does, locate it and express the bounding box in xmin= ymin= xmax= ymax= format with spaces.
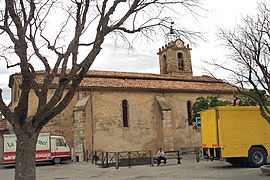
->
xmin=24 ymin=88 xmax=234 ymax=154
xmin=164 ymin=92 xmax=232 ymax=148
xmin=90 ymin=89 xmax=158 ymax=152
xmin=85 ymin=89 xmax=234 ymax=152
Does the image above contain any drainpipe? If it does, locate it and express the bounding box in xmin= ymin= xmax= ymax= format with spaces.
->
xmin=90 ymin=91 xmax=94 ymax=152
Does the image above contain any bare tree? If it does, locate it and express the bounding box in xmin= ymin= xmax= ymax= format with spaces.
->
xmin=0 ymin=0 xmax=201 ymax=179
xmin=206 ymin=2 xmax=270 ymax=124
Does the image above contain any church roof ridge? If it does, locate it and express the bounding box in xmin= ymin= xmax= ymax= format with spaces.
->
xmin=9 ymin=69 xmax=237 ymax=93
xmin=11 ymin=69 xmax=223 ymax=83
xmin=86 ymin=70 xmax=223 ymax=83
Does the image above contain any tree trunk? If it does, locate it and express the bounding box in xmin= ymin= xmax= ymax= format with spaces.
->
xmin=15 ymin=132 xmax=39 ymax=180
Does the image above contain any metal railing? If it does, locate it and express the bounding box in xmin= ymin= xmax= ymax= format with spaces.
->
xmin=179 ymin=147 xmax=202 ymax=162
xmin=86 ymin=147 xmax=202 ymax=169
xmin=118 ymin=150 xmax=152 ymax=168
xmin=87 ymin=150 xmax=153 ymax=169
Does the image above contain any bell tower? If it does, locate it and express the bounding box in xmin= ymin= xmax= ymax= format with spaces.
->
xmin=158 ymin=39 xmax=193 ymax=76
xmin=158 ymin=22 xmax=193 ymax=76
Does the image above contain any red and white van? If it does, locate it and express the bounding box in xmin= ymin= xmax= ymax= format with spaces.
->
xmin=0 ymin=133 xmax=70 ymax=164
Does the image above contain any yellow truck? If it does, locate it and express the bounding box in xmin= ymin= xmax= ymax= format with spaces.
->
xmin=200 ymin=106 xmax=270 ymax=167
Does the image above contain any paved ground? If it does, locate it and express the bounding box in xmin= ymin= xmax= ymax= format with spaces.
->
xmin=1 ymin=156 xmax=269 ymax=180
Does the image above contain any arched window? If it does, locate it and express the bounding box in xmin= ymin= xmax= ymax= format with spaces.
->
xmin=187 ymin=100 xmax=192 ymax=125
xmin=163 ymin=54 xmax=167 ymax=73
xmin=178 ymin=52 xmax=184 ymax=70
xmin=122 ymin=99 xmax=129 ymax=127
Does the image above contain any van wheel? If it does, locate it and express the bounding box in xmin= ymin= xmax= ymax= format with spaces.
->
xmin=52 ymin=157 xmax=61 ymax=164
xmin=248 ymin=147 xmax=267 ymax=167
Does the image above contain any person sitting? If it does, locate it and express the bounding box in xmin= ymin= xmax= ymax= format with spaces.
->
xmin=157 ymin=147 xmax=166 ymax=166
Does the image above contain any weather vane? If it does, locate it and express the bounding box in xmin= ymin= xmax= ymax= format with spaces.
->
xmin=165 ymin=22 xmax=181 ymax=44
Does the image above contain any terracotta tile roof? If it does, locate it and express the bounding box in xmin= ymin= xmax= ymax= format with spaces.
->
xmin=10 ymin=70 xmax=237 ymax=93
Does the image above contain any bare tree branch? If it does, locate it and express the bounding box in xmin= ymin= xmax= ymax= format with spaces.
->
xmin=0 ymin=1 xmax=202 ymax=179
xmin=204 ymin=2 xmax=270 ymax=124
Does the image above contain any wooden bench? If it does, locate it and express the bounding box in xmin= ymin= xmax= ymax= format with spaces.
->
xmin=154 ymin=150 xmax=182 ymax=165
xmin=165 ymin=150 xmax=182 ymax=164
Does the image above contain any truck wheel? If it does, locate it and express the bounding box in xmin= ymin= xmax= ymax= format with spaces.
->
xmin=52 ymin=157 xmax=61 ymax=164
xmin=248 ymin=147 xmax=267 ymax=167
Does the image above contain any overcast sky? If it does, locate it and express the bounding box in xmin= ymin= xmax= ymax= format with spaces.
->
xmin=0 ymin=0 xmax=264 ymax=104
xmin=90 ymin=0 xmax=262 ymax=75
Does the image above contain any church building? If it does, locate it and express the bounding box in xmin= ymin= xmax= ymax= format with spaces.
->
xmin=8 ymin=39 xmax=237 ymax=161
